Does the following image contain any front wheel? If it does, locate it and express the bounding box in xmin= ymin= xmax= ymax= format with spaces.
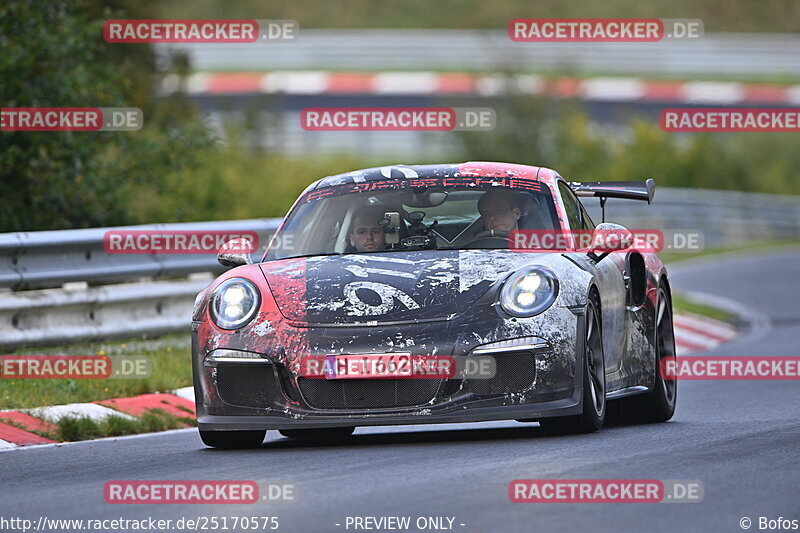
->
xmin=199 ymin=429 xmax=266 ymax=449
xmin=540 ymin=292 xmax=606 ymax=434
xmin=617 ymin=286 xmax=677 ymax=423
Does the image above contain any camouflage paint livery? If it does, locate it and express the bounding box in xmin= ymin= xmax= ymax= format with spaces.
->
xmin=192 ymin=162 xmax=669 ymax=430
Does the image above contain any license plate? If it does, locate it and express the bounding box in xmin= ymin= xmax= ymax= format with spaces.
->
xmin=324 ymin=354 xmax=412 ymax=380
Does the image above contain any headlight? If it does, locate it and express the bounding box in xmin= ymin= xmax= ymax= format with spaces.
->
xmin=209 ymin=278 xmax=261 ymax=329
xmin=499 ymin=267 xmax=558 ymax=317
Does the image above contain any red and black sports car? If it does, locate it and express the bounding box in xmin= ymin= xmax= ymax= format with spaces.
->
xmin=191 ymin=162 xmax=676 ymax=448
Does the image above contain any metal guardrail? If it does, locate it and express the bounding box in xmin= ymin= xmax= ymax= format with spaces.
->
xmin=1 ymin=187 xmax=799 ymax=349
xmin=0 ymin=218 xmax=281 ymax=291
xmin=156 ymin=31 xmax=800 ymax=77
xmin=0 ymin=279 xmax=207 ymax=349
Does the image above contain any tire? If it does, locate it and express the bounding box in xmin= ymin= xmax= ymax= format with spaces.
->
xmin=279 ymin=427 xmax=355 ymax=441
xmin=618 ymin=286 xmax=677 ymax=423
xmin=199 ymin=429 xmax=266 ymax=449
xmin=540 ymin=291 xmax=606 ymax=434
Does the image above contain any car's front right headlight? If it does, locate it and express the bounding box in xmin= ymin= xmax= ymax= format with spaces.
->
xmin=499 ymin=266 xmax=558 ymax=317
xmin=209 ymin=278 xmax=261 ymax=329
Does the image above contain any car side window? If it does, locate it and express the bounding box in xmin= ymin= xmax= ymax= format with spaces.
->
xmin=579 ymin=202 xmax=595 ymax=231
xmin=557 ymin=182 xmax=582 ymax=230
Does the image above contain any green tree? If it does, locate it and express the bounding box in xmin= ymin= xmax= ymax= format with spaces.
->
xmin=0 ymin=0 xmax=214 ymax=231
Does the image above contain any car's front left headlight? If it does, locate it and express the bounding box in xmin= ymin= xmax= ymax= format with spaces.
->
xmin=499 ymin=266 xmax=558 ymax=317
xmin=209 ymin=278 xmax=261 ymax=329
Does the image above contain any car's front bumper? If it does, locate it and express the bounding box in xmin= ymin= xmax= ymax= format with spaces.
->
xmin=196 ymin=391 xmax=582 ymax=431
xmin=191 ymin=303 xmax=588 ymax=431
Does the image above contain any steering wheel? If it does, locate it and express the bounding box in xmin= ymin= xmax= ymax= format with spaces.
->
xmin=464 ymin=229 xmax=510 ymax=249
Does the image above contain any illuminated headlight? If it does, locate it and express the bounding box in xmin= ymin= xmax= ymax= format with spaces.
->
xmin=499 ymin=267 xmax=558 ymax=317
xmin=209 ymin=278 xmax=260 ymax=329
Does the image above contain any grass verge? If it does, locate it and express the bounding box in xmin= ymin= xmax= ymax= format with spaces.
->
xmin=1 ymin=407 xmax=195 ymax=442
xmin=671 ymin=293 xmax=734 ymax=323
xmin=52 ymin=408 xmax=196 ymax=442
xmin=0 ymin=336 xmax=192 ymax=410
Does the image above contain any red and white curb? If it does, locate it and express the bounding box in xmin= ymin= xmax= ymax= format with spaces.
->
xmin=0 ymin=389 xmax=196 ymax=450
xmin=674 ymin=312 xmax=738 ymax=356
xmin=0 ymin=313 xmax=735 ymax=449
xmin=160 ymin=71 xmax=800 ymax=106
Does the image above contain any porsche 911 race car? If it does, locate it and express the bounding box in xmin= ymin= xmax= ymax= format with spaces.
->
xmin=191 ymin=162 xmax=677 ymax=448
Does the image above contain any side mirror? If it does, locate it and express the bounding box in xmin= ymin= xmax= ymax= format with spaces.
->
xmin=588 ymin=222 xmax=633 ymax=263
xmin=217 ymin=238 xmax=254 ymax=267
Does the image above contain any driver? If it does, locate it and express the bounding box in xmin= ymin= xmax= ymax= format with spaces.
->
xmin=477 ymin=190 xmax=521 ymax=233
xmin=348 ymin=206 xmax=387 ymax=252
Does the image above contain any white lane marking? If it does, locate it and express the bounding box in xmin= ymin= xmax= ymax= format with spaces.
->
xmin=0 ymin=439 xmax=18 ymax=450
xmin=25 ymin=403 xmax=137 ymax=423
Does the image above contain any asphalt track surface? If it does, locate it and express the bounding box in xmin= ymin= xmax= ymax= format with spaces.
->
xmin=2 ymin=248 xmax=799 ymax=533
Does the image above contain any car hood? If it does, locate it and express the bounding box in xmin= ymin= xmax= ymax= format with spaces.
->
xmin=258 ymin=250 xmax=538 ymax=325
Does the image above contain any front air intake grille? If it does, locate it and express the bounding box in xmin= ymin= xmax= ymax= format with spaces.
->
xmin=467 ymin=350 xmax=537 ymax=396
xmin=298 ymin=378 xmax=441 ymax=409
xmin=216 ymin=364 xmax=277 ymax=408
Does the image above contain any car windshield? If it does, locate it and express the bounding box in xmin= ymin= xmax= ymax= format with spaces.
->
xmin=264 ymin=181 xmax=560 ymax=260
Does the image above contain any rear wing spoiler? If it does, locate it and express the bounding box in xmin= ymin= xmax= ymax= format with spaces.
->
xmin=568 ymin=178 xmax=656 ymax=204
